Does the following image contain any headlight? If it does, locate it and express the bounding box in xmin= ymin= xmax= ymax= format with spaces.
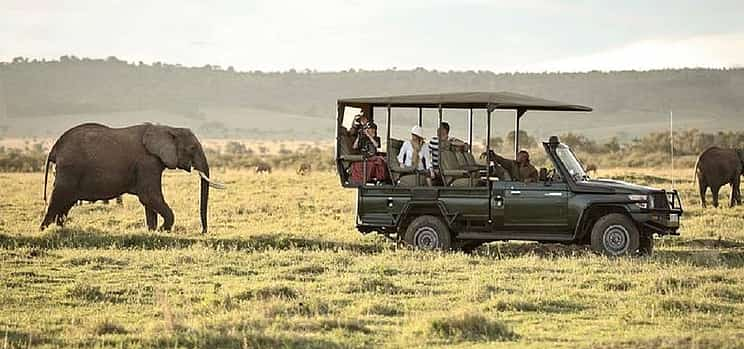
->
xmin=628 ymin=194 xmax=649 ymax=209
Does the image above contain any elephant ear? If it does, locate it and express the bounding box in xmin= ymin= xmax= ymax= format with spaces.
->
xmin=143 ymin=126 xmax=178 ymax=169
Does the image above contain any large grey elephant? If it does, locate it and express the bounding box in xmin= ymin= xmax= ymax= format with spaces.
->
xmin=694 ymin=146 xmax=744 ymax=208
xmin=41 ymin=123 xmax=224 ymax=233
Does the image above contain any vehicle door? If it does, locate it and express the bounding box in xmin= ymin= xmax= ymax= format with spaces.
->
xmin=502 ymin=180 xmax=571 ymax=232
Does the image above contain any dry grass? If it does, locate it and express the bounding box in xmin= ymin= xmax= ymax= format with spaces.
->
xmin=0 ymin=167 xmax=743 ymax=348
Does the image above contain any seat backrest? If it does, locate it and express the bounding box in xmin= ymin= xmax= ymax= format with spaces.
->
xmin=440 ymin=150 xmax=463 ymax=172
xmin=464 ymin=152 xmax=480 ymax=166
xmin=387 ymin=138 xmax=405 ymax=172
xmin=337 ymin=126 xmax=354 ymax=157
xmin=454 ymin=151 xmax=469 ymax=168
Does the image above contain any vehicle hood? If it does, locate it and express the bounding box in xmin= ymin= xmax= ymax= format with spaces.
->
xmin=573 ymin=178 xmax=661 ymax=194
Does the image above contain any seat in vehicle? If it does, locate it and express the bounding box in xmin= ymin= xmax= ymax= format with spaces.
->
xmin=440 ymin=150 xmax=479 ymax=186
xmin=337 ymin=126 xmax=364 ymax=182
xmin=388 ymin=138 xmax=421 ymax=186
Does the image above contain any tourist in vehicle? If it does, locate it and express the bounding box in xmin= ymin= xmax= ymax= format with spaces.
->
xmin=353 ymin=122 xmax=380 ymax=156
xmin=348 ymin=107 xmax=372 ymax=138
xmin=491 ymin=150 xmax=538 ymax=182
xmin=427 ymin=122 xmax=465 ymax=183
xmin=397 ymin=126 xmax=429 ymax=171
xmin=350 ymin=123 xmax=387 ymax=183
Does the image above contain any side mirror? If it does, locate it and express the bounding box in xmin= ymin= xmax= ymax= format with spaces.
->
xmin=539 ymin=168 xmax=548 ymax=182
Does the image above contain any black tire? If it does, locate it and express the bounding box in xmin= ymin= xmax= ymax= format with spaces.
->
xmin=638 ymin=235 xmax=654 ymax=256
xmin=590 ymin=213 xmax=640 ymax=256
xmin=404 ymin=215 xmax=452 ymax=250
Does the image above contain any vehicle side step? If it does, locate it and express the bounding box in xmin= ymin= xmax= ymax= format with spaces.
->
xmin=456 ymin=232 xmax=575 ymax=242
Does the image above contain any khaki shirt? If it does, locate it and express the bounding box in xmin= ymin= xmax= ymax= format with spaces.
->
xmin=493 ymin=154 xmax=538 ymax=182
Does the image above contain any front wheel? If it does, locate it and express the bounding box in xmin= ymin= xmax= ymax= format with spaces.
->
xmin=404 ymin=216 xmax=452 ymax=250
xmin=590 ymin=214 xmax=640 ymax=256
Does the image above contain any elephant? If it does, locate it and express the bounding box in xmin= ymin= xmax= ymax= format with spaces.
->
xmin=694 ymin=146 xmax=744 ymax=208
xmin=41 ymin=123 xmax=224 ymax=233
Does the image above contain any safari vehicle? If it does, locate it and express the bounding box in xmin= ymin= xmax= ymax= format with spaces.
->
xmin=335 ymin=92 xmax=683 ymax=256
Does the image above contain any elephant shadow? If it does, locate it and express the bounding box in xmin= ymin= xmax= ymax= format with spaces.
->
xmin=0 ymin=228 xmax=386 ymax=254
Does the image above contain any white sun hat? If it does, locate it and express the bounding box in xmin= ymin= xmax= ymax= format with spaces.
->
xmin=411 ymin=125 xmax=424 ymax=138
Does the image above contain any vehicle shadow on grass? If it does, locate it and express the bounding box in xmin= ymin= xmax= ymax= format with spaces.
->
xmin=475 ymin=242 xmax=595 ymax=259
xmin=0 ymin=228 xmax=386 ymax=254
xmin=653 ymin=249 xmax=744 ymax=268
xmin=473 ymin=241 xmax=744 ymax=268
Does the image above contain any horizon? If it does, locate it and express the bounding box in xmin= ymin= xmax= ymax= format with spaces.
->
xmin=3 ymin=55 xmax=742 ymax=75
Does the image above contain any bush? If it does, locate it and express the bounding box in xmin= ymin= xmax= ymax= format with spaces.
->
xmin=428 ymin=313 xmax=518 ymax=342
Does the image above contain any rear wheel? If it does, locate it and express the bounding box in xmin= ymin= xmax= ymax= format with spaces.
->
xmin=404 ymin=216 xmax=451 ymax=250
xmin=590 ymin=213 xmax=640 ymax=256
xmin=638 ymin=235 xmax=654 ymax=256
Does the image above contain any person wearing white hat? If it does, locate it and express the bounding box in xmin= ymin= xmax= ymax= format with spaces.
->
xmin=397 ymin=125 xmax=430 ymax=172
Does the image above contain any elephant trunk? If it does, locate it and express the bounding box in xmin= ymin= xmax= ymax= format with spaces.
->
xmin=193 ymin=150 xmax=210 ymax=234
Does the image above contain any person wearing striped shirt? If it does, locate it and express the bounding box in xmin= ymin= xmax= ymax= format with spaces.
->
xmin=428 ymin=122 xmax=464 ymax=183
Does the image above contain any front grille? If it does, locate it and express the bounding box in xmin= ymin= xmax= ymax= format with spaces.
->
xmin=652 ymin=192 xmax=670 ymax=209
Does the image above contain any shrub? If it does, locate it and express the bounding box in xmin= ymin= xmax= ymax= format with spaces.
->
xmin=428 ymin=313 xmax=518 ymax=342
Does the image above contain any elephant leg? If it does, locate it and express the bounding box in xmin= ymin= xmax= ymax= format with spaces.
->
xmin=144 ymin=206 xmax=157 ymax=230
xmin=152 ymin=199 xmax=174 ymax=231
xmin=712 ymin=186 xmax=721 ymax=208
xmin=57 ymin=201 xmax=76 ymax=227
xmin=41 ymin=186 xmax=77 ymax=230
xmin=730 ymin=176 xmax=742 ymax=207
xmin=730 ymin=182 xmax=738 ymax=208
xmin=138 ymin=193 xmax=174 ymax=232
xmin=699 ymin=182 xmax=708 ymax=208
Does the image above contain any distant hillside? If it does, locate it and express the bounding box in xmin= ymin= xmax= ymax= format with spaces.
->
xmin=1 ymin=56 xmax=743 ymax=140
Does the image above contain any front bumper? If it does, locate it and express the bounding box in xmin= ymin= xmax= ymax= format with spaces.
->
xmin=634 ymin=190 xmax=684 ymax=235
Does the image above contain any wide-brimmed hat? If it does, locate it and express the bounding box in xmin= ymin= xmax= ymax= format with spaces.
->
xmin=411 ymin=125 xmax=424 ymax=138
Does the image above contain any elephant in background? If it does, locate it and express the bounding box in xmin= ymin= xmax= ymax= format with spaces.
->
xmin=694 ymin=146 xmax=744 ymax=208
xmin=41 ymin=123 xmax=224 ymax=233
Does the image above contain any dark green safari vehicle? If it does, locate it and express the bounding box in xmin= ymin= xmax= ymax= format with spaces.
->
xmin=335 ymin=92 xmax=682 ymax=256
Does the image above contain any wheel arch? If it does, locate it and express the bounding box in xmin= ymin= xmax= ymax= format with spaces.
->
xmin=396 ymin=201 xmax=454 ymax=233
xmin=575 ymin=204 xmax=634 ymax=243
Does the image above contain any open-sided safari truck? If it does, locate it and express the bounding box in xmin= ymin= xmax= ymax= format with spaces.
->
xmin=335 ymin=92 xmax=682 ymax=256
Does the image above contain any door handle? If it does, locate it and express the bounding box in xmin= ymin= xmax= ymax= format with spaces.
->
xmin=510 ymin=190 xmax=521 ymax=195
xmin=544 ymin=192 xmax=563 ymax=197
xmin=493 ymin=195 xmax=503 ymax=207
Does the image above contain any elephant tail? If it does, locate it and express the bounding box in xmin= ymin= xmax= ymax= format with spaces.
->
xmin=43 ymin=154 xmax=51 ymax=203
xmin=692 ymin=154 xmax=702 ymax=190
xmin=43 ymin=145 xmax=58 ymax=203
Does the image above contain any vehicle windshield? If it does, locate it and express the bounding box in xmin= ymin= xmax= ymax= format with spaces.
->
xmin=555 ymin=144 xmax=587 ymax=181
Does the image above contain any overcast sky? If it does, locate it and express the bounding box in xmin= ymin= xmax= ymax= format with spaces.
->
xmin=2 ymin=0 xmax=743 ymax=72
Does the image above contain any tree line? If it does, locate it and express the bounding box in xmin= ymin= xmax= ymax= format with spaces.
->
xmin=2 ymin=129 xmax=741 ymax=172
xmin=2 ymin=56 xmax=744 ymax=123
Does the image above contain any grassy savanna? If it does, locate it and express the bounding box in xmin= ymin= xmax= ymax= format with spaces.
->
xmin=1 ymin=167 xmax=744 ymax=348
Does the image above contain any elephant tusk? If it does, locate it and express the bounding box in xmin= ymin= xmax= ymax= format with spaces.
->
xmin=197 ymin=171 xmax=226 ymax=189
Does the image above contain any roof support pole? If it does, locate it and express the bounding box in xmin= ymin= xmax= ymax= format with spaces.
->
xmin=386 ymin=105 xmax=392 ymax=147
xmin=418 ymin=107 xmax=422 ymax=127
xmin=514 ymin=108 xmax=526 ymax=158
xmin=438 ymin=104 xmax=442 ymax=124
xmin=468 ymin=108 xmax=473 ymax=152
xmin=487 ymin=107 xmax=492 ymax=224
xmin=386 ymin=105 xmax=395 ymax=185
